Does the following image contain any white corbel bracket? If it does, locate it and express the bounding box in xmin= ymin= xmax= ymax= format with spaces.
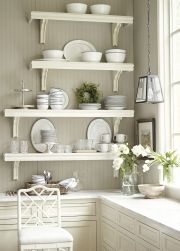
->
xmin=113 ymin=71 xmax=122 ymax=92
xmin=112 ymin=23 xmax=122 ymax=47
xmin=13 ymin=161 xmax=20 ymax=180
xmin=40 ymin=19 xmax=48 ymax=44
xmin=13 ymin=117 xmax=20 ymax=138
xmin=113 ymin=117 xmax=122 ymax=137
xmin=41 ymin=69 xmax=48 ymax=91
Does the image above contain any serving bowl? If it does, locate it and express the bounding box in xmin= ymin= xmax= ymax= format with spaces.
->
xmin=42 ymin=50 xmax=64 ymax=59
xmin=90 ymin=4 xmax=111 ymax=15
xmin=138 ymin=184 xmax=165 ymax=199
xmin=82 ymin=51 xmax=102 ymax=62
xmin=105 ymin=51 xmax=126 ymax=63
xmin=66 ymin=3 xmax=88 ymax=14
xmin=105 ymin=49 xmax=126 ymax=54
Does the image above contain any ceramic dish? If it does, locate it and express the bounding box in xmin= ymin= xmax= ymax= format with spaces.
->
xmin=87 ymin=119 xmax=112 ymax=143
xmin=66 ymin=3 xmax=88 ymax=14
xmin=90 ymin=4 xmax=111 ymax=15
xmin=42 ymin=50 xmax=64 ymax=59
xmin=31 ymin=119 xmax=56 ymax=152
xmin=79 ymin=103 xmax=101 ymax=110
xmin=63 ymin=40 xmax=96 ymax=61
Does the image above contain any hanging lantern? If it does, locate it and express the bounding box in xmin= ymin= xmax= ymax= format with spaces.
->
xmin=135 ymin=0 xmax=164 ymax=104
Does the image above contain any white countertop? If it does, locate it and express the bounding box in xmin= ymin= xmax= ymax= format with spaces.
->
xmin=1 ymin=189 xmax=180 ymax=239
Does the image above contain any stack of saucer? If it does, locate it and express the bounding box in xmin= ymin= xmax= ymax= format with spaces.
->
xmin=32 ymin=175 xmax=46 ymax=184
xmin=49 ymin=88 xmax=64 ymax=110
xmin=37 ymin=94 xmax=49 ymax=110
xmin=104 ymin=95 xmax=126 ymax=110
xmin=41 ymin=130 xmax=57 ymax=143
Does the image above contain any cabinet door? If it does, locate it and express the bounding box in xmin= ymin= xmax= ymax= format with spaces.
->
xmin=162 ymin=234 xmax=180 ymax=251
xmin=102 ymin=242 xmax=115 ymax=251
xmin=101 ymin=221 xmax=116 ymax=249
xmin=0 ymin=229 xmax=18 ymax=251
xmin=136 ymin=241 xmax=160 ymax=251
xmin=63 ymin=221 xmax=96 ymax=251
xmin=116 ymin=231 xmax=135 ymax=251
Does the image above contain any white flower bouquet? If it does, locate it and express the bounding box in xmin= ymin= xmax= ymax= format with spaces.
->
xmin=112 ymin=144 xmax=147 ymax=178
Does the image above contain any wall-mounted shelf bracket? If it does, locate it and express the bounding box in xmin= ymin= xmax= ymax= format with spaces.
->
xmin=112 ymin=23 xmax=122 ymax=47
xmin=13 ymin=161 xmax=20 ymax=180
xmin=40 ymin=19 xmax=48 ymax=43
xmin=41 ymin=69 xmax=48 ymax=91
xmin=113 ymin=71 xmax=122 ymax=92
xmin=113 ymin=117 xmax=122 ymax=136
xmin=13 ymin=117 xmax=20 ymax=138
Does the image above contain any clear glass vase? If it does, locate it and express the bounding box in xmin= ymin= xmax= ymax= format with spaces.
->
xmin=122 ymin=173 xmax=136 ymax=196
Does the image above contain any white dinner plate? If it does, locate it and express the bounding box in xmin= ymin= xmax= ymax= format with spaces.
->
xmin=31 ymin=119 xmax=56 ymax=152
xmin=60 ymin=89 xmax=69 ymax=109
xmin=63 ymin=40 xmax=96 ymax=61
xmin=87 ymin=119 xmax=112 ymax=143
xmin=105 ymin=106 xmax=126 ymax=110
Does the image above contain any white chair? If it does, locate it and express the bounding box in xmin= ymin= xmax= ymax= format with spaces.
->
xmin=17 ymin=185 xmax=73 ymax=251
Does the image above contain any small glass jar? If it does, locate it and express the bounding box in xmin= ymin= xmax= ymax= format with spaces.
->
xmin=10 ymin=138 xmax=19 ymax=153
xmin=20 ymin=140 xmax=28 ymax=153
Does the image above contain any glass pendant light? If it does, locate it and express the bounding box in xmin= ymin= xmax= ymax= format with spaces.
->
xmin=136 ymin=0 xmax=164 ymax=103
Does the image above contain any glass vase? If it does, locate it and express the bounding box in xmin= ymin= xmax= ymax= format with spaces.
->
xmin=122 ymin=173 xmax=136 ymax=196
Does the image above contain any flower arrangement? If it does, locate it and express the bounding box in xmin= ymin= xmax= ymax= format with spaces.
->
xmin=112 ymin=144 xmax=147 ymax=177
xmin=142 ymin=149 xmax=180 ymax=182
xmin=75 ymin=82 xmax=101 ymax=104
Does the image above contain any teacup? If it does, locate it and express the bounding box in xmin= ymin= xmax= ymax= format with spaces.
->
xmin=96 ymin=143 xmax=109 ymax=153
xmin=114 ymin=134 xmax=128 ymax=144
xmin=100 ymin=133 xmax=111 ymax=144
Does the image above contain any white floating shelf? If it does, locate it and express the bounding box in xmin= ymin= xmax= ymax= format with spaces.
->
xmin=29 ymin=11 xmax=133 ymax=45
xmin=4 ymin=153 xmax=116 ymax=162
xmin=4 ymin=152 xmax=117 ymax=180
xmin=30 ymin=60 xmax=134 ymax=91
xmin=5 ymin=109 xmax=134 ymax=118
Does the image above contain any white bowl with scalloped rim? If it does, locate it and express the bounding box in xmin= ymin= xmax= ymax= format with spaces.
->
xmin=138 ymin=184 xmax=165 ymax=199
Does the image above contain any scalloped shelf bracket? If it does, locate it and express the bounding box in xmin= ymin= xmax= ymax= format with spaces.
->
xmin=40 ymin=19 xmax=48 ymax=43
xmin=113 ymin=117 xmax=122 ymax=136
xmin=41 ymin=69 xmax=48 ymax=91
xmin=112 ymin=23 xmax=122 ymax=47
xmin=13 ymin=117 xmax=20 ymax=138
xmin=113 ymin=71 xmax=122 ymax=92
xmin=13 ymin=161 xmax=20 ymax=180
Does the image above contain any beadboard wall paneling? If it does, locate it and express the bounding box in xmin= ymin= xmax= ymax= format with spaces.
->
xmin=0 ymin=0 xmax=133 ymax=192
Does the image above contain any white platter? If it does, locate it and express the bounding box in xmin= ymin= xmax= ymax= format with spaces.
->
xmin=31 ymin=119 xmax=56 ymax=152
xmin=87 ymin=118 xmax=112 ymax=143
xmin=36 ymin=58 xmax=68 ymax=61
xmin=60 ymin=89 xmax=69 ymax=109
xmin=79 ymin=103 xmax=101 ymax=110
xmin=105 ymin=106 xmax=126 ymax=110
xmin=63 ymin=40 xmax=96 ymax=61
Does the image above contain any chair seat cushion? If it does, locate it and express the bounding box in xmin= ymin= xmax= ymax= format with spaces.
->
xmin=19 ymin=226 xmax=73 ymax=245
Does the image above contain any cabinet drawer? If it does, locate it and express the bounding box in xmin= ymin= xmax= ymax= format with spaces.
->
xmin=102 ymin=221 xmax=116 ymax=249
xmin=137 ymin=221 xmax=160 ymax=248
xmin=136 ymin=239 xmax=160 ymax=251
xmin=117 ymin=211 xmax=135 ymax=234
xmin=162 ymin=234 xmax=180 ymax=251
xmin=101 ymin=204 xmax=116 ymax=224
xmin=117 ymin=230 xmax=135 ymax=251
xmin=62 ymin=202 xmax=96 ymax=216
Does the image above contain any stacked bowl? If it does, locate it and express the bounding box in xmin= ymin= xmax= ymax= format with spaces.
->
xmin=104 ymin=95 xmax=127 ymax=110
xmin=49 ymin=88 xmax=64 ymax=110
xmin=105 ymin=49 xmax=126 ymax=63
xmin=32 ymin=175 xmax=46 ymax=184
xmin=37 ymin=94 xmax=49 ymax=110
xmin=41 ymin=130 xmax=57 ymax=144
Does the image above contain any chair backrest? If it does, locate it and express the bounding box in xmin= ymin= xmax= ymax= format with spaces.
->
xmin=17 ymin=185 xmax=61 ymax=230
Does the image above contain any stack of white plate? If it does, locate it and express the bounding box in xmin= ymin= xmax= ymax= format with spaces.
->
xmin=79 ymin=103 xmax=101 ymax=110
xmin=104 ymin=95 xmax=126 ymax=110
xmin=49 ymin=88 xmax=69 ymax=110
xmin=41 ymin=130 xmax=57 ymax=143
xmin=37 ymin=94 xmax=49 ymax=110
xmin=32 ymin=175 xmax=46 ymax=184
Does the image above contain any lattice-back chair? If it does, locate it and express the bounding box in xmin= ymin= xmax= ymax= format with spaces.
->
xmin=18 ymin=185 xmax=73 ymax=251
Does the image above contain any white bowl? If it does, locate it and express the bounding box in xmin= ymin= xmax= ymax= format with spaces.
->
xmin=138 ymin=184 xmax=165 ymax=199
xmin=90 ymin=4 xmax=111 ymax=15
xmin=105 ymin=49 xmax=126 ymax=54
xmin=82 ymin=51 xmax=102 ymax=62
xmin=105 ymin=52 xmax=126 ymax=63
xmin=42 ymin=50 xmax=64 ymax=59
xmin=37 ymin=104 xmax=49 ymax=110
xmin=66 ymin=3 xmax=88 ymax=14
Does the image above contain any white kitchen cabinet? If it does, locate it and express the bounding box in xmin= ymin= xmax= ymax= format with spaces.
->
xmin=162 ymin=233 xmax=180 ymax=251
xmin=0 ymin=199 xmax=97 ymax=251
xmin=116 ymin=230 xmax=135 ymax=251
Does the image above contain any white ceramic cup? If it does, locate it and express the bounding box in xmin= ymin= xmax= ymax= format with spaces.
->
xmin=114 ymin=134 xmax=128 ymax=143
xmin=97 ymin=143 xmax=109 ymax=153
xmin=100 ymin=133 xmax=111 ymax=144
